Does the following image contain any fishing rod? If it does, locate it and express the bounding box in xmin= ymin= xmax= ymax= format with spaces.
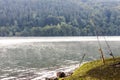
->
xmin=79 ymin=54 xmax=86 ymax=66
xmin=96 ymin=30 xmax=105 ymax=65
xmin=103 ymin=36 xmax=115 ymax=61
xmin=90 ymin=18 xmax=105 ymax=65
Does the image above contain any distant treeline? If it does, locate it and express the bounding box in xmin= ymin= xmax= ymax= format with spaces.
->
xmin=0 ymin=0 xmax=120 ymax=36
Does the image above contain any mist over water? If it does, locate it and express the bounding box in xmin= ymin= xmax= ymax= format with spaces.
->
xmin=0 ymin=37 xmax=120 ymax=80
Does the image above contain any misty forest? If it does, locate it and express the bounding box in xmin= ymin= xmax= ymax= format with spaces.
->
xmin=0 ymin=0 xmax=120 ymax=36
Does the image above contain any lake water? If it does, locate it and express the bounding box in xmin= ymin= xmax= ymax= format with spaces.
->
xmin=0 ymin=36 xmax=120 ymax=80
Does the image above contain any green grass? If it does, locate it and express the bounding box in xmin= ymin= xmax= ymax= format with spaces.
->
xmin=60 ymin=57 xmax=120 ymax=80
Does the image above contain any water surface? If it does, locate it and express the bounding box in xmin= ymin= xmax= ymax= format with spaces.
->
xmin=0 ymin=36 xmax=120 ymax=80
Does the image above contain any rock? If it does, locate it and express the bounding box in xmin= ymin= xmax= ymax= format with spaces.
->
xmin=56 ymin=72 xmax=66 ymax=78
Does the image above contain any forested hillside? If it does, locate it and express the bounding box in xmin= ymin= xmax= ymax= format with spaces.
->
xmin=0 ymin=0 xmax=120 ymax=36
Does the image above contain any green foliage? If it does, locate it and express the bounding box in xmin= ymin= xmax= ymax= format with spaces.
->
xmin=63 ymin=57 xmax=120 ymax=80
xmin=0 ymin=0 xmax=120 ymax=36
xmin=0 ymin=27 xmax=9 ymax=36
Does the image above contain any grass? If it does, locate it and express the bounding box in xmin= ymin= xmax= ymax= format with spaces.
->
xmin=60 ymin=57 xmax=120 ymax=80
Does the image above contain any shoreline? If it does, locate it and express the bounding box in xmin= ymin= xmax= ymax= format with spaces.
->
xmin=0 ymin=62 xmax=88 ymax=80
xmin=32 ymin=62 xmax=88 ymax=80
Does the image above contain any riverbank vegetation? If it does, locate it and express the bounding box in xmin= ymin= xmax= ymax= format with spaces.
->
xmin=62 ymin=57 xmax=120 ymax=80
